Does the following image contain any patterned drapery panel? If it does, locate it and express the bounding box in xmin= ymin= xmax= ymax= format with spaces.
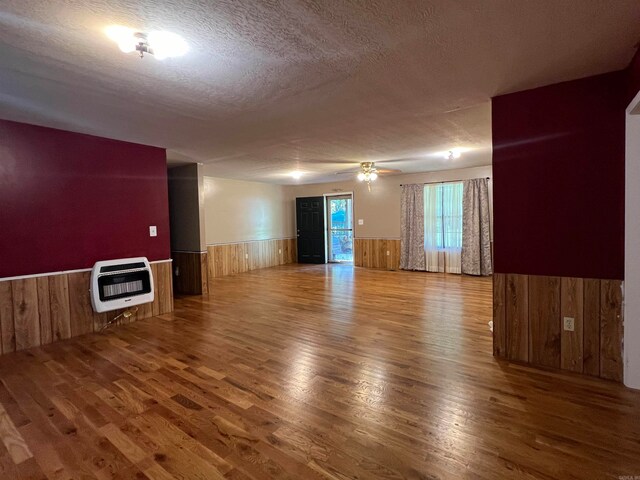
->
xmin=462 ymin=178 xmax=492 ymax=276
xmin=400 ymin=184 xmax=426 ymax=271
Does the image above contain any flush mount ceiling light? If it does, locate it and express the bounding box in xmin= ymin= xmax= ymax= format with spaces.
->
xmin=289 ymin=171 xmax=303 ymax=180
xmin=105 ymin=25 xmax=188 ymax=59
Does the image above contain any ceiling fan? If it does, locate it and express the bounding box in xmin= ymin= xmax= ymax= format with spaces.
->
xmin=336 ymin=161 xmax=402 ymax=191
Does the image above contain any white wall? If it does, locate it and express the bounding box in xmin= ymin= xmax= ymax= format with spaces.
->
xmin=204 ymin=176 xmax=295 ymax=244
xmin=625 ymin=94 xmax=640 ymax=389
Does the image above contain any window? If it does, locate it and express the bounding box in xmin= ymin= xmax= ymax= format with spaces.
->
xmin=424 ymin=182 xmax=463 ymax=250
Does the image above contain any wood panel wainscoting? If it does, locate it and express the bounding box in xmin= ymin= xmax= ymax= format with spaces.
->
xmin=172 ymin=251 xmax=208 ymax=295
xmin=493 ymin=273 xmax=623 ymax=381
xmin=0 ymin=260 xmax=174 ymax=356
xmin=353 ymin=238 xmax=401 ymax=270
xmin=206 ymin=238 xmax=297 ymax=282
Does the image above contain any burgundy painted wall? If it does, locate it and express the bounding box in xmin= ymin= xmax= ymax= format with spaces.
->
xmin=492 ymin=71 xmax=626 ymax=280
xmin=627 ymin=47 xmax=640 ymax=103
xmin=0 ymin=120 xmax=170 ymax=278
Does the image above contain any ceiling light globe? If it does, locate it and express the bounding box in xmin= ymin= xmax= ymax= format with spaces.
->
xmin=148 ymin=31 xmax=189 ymax=59
xmin=153 ymin=51 xmax=168 ymax=60
xmin=117 ymin=41 xmax=136 ymax=53
xmin=357 ymin=172 xmax=365 ymax=181
xmin=105 ymin=25 xmax=134 ymax=42
xmin=370 ymin=172 xmax=378 ymax=181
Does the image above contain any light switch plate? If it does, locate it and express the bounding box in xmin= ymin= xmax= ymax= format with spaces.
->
xmin=149 ymin=226 xmax=157 ymax=237
xmin=358 ymin=219 xmax=364 ymax=225
xmin=563 ymin=317 xmax=575 ymax=332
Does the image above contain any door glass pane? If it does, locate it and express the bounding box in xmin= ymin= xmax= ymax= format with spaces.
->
xmin=330 ymin=230 xmax=353 ymax=262
xmin=330 ymin=198 xmax=352 ymax=229
xmin=329 ymin=197 xmax=353 ymax=262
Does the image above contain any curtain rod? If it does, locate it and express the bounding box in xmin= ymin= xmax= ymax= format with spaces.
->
xmin=400 ymin=176 xmax=490 ymax=186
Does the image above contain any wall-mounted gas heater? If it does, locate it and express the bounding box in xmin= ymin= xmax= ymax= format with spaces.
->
xmin=90 ymin=257 xmax=154 ymax=313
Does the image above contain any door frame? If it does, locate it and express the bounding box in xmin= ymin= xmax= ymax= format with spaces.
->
xmin=324 ymin=192 xmax=354 ymax=263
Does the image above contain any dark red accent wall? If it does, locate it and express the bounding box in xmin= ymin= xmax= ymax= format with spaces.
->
xmin=627 ymin=47 xmax=640 ymax=103
xmin=492 ymin=71 xmax=626 ymax=280
xmin=0 ymin=120 xmax=170 ymax=278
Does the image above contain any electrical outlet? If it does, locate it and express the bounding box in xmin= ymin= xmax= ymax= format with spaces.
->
xmin=563 ymin=317 xmax=575 ymax=332
xmin=358 ymin=219 xmax=364 ymax=225
xmin=386 ymin=250 xmax=390 ymax=256
xmin=279 ymin=249 xmax=282 ymax=254
xmin=149 ymin=225 xmax=157 ymax=237
xmin=245 ymin=253 xmax=249 ymax=259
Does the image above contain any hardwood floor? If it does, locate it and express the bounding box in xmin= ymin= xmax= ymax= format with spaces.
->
xmin=0 ymin=264 xmax=639 ymax=479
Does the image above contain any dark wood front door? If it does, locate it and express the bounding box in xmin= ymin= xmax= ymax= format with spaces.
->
xmin=296 ymin=196 xmax=326 ymax=263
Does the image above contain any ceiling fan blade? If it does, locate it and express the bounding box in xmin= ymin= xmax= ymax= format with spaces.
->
xmin=304 ymin=159 xmax=358 ymax=165
xmin=335 ymin=170 xmax=360 ymax=175
xmin=371 ymin=157 xmax=416 ymax=164
xmin=441 ymin=104 xmax=483 ymax=114
xmin=376 ymin=168 xmax=402 ymax=174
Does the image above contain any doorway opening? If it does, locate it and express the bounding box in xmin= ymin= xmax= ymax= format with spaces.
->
xmin=326 ymin=194 xmax=353 ymax=263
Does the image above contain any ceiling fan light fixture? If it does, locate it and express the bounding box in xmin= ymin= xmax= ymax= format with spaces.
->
xmin=105 ymin=25 xmax=188 ymax=59
xmin=356 ymin=162 xmax=379 ymax=191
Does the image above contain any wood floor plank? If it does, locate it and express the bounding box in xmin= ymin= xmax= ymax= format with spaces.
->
xmin=0 ymin=265 xmax=638 ymax=480
xmin=0 ymin=401 xmax=33 ymax=465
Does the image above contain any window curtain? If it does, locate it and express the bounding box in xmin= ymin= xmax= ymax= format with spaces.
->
xmin=424 ymin=182 xmax=463 ymax=274
xmin=400 ymin=184 xmax=426 ymax=271
xmin=462 ymin=178 xmax=492 ymax=275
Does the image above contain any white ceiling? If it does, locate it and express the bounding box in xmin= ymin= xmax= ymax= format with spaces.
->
xmin=1 ymin=1 xmax=639 ymax=184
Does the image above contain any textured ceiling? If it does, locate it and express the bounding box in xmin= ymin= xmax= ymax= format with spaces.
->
xmin=1 ymin=1 xmax=640 ymax=184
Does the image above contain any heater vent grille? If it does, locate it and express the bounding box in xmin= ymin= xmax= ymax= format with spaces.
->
xmin=103 ymin=279 xmax=144 ymax=298
xmin=90 ymin=257 xmax=155 ymax=313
